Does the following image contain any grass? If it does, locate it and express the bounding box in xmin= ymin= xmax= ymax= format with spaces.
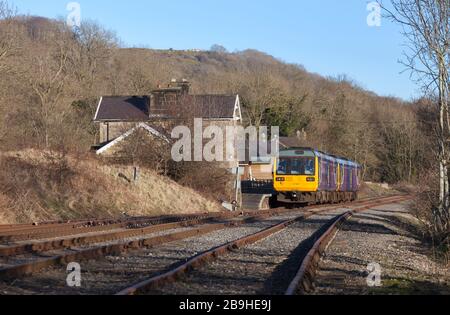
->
xmin=0 ymin=149 xmax=221 ymax=224
xmin=359 ymin=182 xmax=401 ymax=199
xmin=370 ymin=278 xmax=450 ymax=295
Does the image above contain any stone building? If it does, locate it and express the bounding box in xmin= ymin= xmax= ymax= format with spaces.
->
xmin=93 ymin=80 xmax=243 ymax=166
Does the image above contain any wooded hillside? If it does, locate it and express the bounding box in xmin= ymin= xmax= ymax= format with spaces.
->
xmin=0 ymin=14 xmax=434 ymax=184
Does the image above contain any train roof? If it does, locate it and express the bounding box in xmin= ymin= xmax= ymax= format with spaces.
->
xmin=279 ymin=147 xmax=360 ymax=168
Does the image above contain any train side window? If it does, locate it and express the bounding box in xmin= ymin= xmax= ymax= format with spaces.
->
xmin=328 ymin=162 xmax=332 ymax=185
xmin=333 ymin=163 xmax=336 ymax=184
xmin=345 ymin=166 xmax=349 ymax=187
xmin=321 ymin=160 xmax=326 ymax=182
xmin=349 ymin=168 xmax=353 ymax=188
xmin=326 ymin=162 xmax=330 ymax=184
xmin=330 ymin=163 xmax=334 ymax=185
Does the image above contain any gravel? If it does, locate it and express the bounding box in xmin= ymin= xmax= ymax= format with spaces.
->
xmin=312 ymin=202 xmax=450 ymax=295
xmin=0 ymin=209 xmax=314 ymax=268
xmin=0 ymin=226 xmax=198 ymax=269
xmin=0 ymin=210 xmax=314 ymax=295
xmin=146 ymin=208 xmax=350 ymax=295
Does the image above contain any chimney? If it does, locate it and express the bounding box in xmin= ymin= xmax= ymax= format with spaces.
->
xmin=180 ymin=78 xmax=190 ymax=95
xmin=150 ymin=79 xmax=191 ymax=116
xmin=167 ymin=78 xmax=190 ymax=95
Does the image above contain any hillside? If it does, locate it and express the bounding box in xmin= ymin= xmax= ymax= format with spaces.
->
xmin=0 ymin=150 xmax=221 ymax=224
xmin=0 ymin=16 xmax=431 ymax=186
xmin=0 ymin=14 xmax=435 ymax=220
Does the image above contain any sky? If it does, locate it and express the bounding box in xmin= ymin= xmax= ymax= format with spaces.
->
xmin=12 ymin=0 xmax=419 ymax=101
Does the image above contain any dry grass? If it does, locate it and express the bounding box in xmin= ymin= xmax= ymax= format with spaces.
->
xmin=0 ymin=149 xmax=221 ymax=224
xmin=358 ymin=182 xmax=401 ymax=199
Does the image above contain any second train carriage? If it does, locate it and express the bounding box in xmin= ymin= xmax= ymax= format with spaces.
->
xmin=273 ymin=148 xmax=361 ymax=204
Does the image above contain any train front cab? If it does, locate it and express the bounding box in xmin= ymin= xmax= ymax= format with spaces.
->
xmin=273 ymin=149 xmax=320 ymax=204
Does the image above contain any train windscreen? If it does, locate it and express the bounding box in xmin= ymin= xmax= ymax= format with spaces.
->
xmin=276 ymin=157 xmax=315 ymax=176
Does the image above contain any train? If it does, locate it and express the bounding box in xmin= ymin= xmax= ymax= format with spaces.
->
xmin=273 ymin=148 xmax=361 ymax=204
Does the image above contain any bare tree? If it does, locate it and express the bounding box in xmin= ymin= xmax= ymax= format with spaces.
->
xmin=0 ymin=0 xmax=18 ymax=73
xmin=71 ymin=21 xmax=118 ymax=96
xmin=127 ymin=66 xmax=152 ymax=94
xmin=380 ymin=0 xmax=449 ymax=233
xmin=238 ymin=71 xmax=284 ymax=128
xmin=210 ymin=44 xmax=228 ymax=54
xmin=0 ymin=1 xmax=19 ymax=146
xmin=20 ymin=21 xmax=74 ymax=148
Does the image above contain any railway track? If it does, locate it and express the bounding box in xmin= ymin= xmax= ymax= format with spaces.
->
xmin=0 ymin=203 xmax=344 ymax=279
xmin=116 ymin=195 xmax=410 ymax=295
xmin=0 ymin=204 xmax=346 ymax=259
xmin=0 ymin=206 xmax=328 ymax=243
xmin=0 ymin=213 xmax=231 ymax=243
xmin=0 ymin=195 xmax=393 ymax=242
xmin=0 ymin=195 xmax=410 ymax=295
xmin=284 ymin=203 xmax=383 ymax=295
xmin=0 ymin=196 xmax=392 ymax=257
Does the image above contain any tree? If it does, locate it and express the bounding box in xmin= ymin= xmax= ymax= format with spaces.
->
xmin=238 ymin=71 xmax=285 ymax=127
xmin=18 ymin=21 xmax=74 ymax=148
xmin=71 ymin=20 xmax=118 ymax=96
xmin=0 ymin=2 xmax=21 ymax=147
xmin=0 ymin=0 xmax=17 ymax=73
xmin=210 ymin=44 xmax=228 ymax=54
xmin=380 ymin=0 xmax=449 ymax=233
xmin=264 ymin=93 xmax=310 ymax=136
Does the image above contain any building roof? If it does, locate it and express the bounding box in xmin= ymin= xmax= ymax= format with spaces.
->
xmin=94 ymin=96 xmax=150 ymax=121
xmin=94 ymin=94 xmax=240 ymax=122
xmin=158 ymin=95 xmax=239 ymax=119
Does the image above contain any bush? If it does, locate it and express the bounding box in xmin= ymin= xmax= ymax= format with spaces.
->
xmin=168 ymin=161 xmax=235 ymax=202
xmin=412 ymin=171 xmax=449 ymax=263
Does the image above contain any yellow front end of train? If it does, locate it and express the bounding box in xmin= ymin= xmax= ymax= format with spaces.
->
xmin=273 ymin=150 xmax=319 ymax=193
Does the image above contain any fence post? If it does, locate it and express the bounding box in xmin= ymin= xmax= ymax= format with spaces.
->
xmin=133 ymin=166 xmax=140 ymax=183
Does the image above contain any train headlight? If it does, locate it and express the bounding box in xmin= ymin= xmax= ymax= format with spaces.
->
xmin=306 ymin=177 xmax=316 ymax=182
xmin=276 ymin=177 xmax=285 ymax=182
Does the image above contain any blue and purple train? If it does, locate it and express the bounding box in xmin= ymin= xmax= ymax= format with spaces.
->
xmin=273 ymin=148 xmax=361 ymax=204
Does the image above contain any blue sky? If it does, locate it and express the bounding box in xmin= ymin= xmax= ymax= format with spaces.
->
xmin=12 ymin=0 xmax=419 ymax=100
